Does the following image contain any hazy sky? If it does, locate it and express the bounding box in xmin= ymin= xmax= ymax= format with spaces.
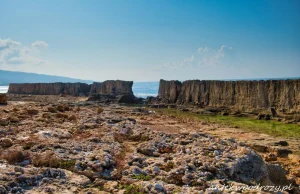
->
xmin=0 ymin=0 xmax=299 ymax=81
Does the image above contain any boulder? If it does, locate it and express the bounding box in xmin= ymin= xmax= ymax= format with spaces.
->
xmin=0 ymin=94 xmax=8 ymax=105
xmin=228 ymin=151 xmax=270 ymax=185
xmin=229 ymin=151 xmax=290 ymax=186
xmin=0 ymin=138 xmax=13 ymax=148
xmin=117 ymin=94 xmax=136 ymax=104
xmin=267 ymin=164 xmax=290 ymax=186
xmin=0 ymin=118 xmax=9 ymax=126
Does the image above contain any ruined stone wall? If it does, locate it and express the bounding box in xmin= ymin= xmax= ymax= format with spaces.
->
xmin=8 ymin=83 xmax=91 ymax=96
xmin=157 ymin=79 xmax=300 ymax=113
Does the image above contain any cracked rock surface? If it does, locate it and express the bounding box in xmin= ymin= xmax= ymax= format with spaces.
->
xmin=0 ymin=95 xmax=299 ymax=193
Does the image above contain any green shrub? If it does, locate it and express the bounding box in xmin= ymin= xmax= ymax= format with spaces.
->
xmin=132 ymin=174 xmax=152 ymax=181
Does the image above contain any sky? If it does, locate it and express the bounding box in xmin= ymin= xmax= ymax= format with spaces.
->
xmin=0 ymin=0 xmax=299 ymax=81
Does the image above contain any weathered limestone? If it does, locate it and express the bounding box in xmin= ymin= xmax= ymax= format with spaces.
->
xmin=154 ymin=79 xmax=300 ymax=113
xmin=89 ymin=80 xmax=134 ymax=96
xmin=0 ymin=94 xmax=8 ymax=104
xmin=8 ymin=83 xmax=91 ymax=96
xmin=158 ymin=79 xmax=182 ymax=103
xmin=88 ymin=80 xmax=136 ymax=103
xmin=8 ymin=80 xmax=134 ymax=98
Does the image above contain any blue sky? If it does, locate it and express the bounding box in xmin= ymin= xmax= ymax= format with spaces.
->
xmin=0 ymin=0 xmax=299 ymax=81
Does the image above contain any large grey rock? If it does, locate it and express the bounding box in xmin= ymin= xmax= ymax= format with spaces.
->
xmin=228 ymin=151 xmax=289 ymax=186
xmin=229 ymin=151 xmax=270 ymax=185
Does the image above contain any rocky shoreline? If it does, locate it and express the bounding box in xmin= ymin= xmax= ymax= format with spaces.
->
xmin=0 ymin=94 xmax=299 ymax=193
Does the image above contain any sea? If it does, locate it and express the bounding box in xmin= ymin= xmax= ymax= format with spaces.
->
xmin=0 ymin=82 xmax=159 ymax=98
xmin=0 ymin=86 xmax=8 ymax=94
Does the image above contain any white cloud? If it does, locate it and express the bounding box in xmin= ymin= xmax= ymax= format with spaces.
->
xmin=0 ymin=38 xmax=48 ymax=67
xmin=0 ymin=39 xmax=21 ymax=51
xmin=158 ymin=45 xmax=233 ymax=70
xmin=31 ymin=41 xmax=48 ymax=49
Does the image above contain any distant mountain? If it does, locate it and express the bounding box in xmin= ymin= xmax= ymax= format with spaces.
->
xmin=0 ymin=70 xmax=94 ymax=85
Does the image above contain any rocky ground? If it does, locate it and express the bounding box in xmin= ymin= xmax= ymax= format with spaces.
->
xmin=0 ymin=94 xmax=299 ymax=194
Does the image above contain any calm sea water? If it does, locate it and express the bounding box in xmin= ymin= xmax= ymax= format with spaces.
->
xmin=133 ymin=82 xmax=158 ymax=98
xmin=0 ymin=83 xmax=159 ymax=98
xmin=0 ymin=86 xmax=8 ymax=93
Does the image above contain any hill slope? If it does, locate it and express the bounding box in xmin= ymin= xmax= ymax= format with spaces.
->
xmin=0 ymin=70 xmax=93 ymax=85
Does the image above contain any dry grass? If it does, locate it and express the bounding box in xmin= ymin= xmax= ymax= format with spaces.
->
xmin=114 ymin=132 xmax=150 ymax=143
xmin=1 ymin=150 xmax=29 ymax=164
xmin=32 ymin=151 xmax=75 ymax=170
xmin=160 ymin=161 xmax=175 ymax=172
xmin=97 ymin=107 xmax=104 ymax=114
xmin=113 ymin=143 xmax=133 ymax=180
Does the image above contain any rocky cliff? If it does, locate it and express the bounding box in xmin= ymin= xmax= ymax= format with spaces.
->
xmin=8 ymin=83 xmax=91 ymax=96
xmin=8 ymin=80 xmax=135 ymax=97
xmin=89 ymin=82 xmax=102 ymax=96
xmin=0 ymin=94 xmax=7 ymax=104
xmin=88 ymin=80 xmax=137 ymax=103
xmin=155 ymin=79 xmax=300 ymax=113
xmin=89 ymin=80 xmax=133 ymax=96
xmin=158 ymin=79 xmax=182 ymax=103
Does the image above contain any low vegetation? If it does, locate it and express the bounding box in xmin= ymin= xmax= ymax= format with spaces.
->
xmin=132 ymin=174 xmax=152 ymax=181
xmin=32 ymin=151 xmax=75 ymax=170
xmin=155 ymin=108 xmax=300 ymax=139
xmin=119 ymin=184 xmax=144 ymax=194
xmin=1 ymin=150 xmax=29 ymax=164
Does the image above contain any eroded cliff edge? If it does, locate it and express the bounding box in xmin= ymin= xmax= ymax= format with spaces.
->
xmin=7 ymin=80 xmax=139 ymax=103
xmin=8 ymin=83 xmax=91 ymax=96
xmin=89 ymin=80 xmax=133 ymax=96
xmin=150 ymin=79 xmax=300 ymax=116
xmin=88 ymin=80 xmax=137 ymax=103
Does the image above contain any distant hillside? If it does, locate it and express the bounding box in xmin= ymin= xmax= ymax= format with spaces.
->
xmin=0 ymin=70 xmax=94 ymax=85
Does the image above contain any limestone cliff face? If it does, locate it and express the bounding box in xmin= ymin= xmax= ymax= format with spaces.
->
xmin=89 ymin=82 xmax=102 ymax=96
xmin=100 ymin=80 xmax=134 ymax=95
xmin=8 ymin=83 xmax=91 ymax=96
xmin=87 ymin=80 xmax=137 ymax=103
xmin=157 ymin=79 xmax=300 ymax=113
xmin=8 ymin=80 xmax=134 ymax=97
xmin=90 ymin=80 xmax=133 ymax=96
xmin=158 ymin=79 xmax=182 ymax=103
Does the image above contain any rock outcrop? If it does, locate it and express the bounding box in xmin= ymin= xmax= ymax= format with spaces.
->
xmin=7 ymin=80 xmax=140 ymax=103
xmin=89 ymin=80 xmax=134 ymax=96
xmin=8 ymin=83 xmax=91 ymax=96
xmin=8 ymin=80 xmax=135 ymax=97
xmin=88 ymin=80 xmax=138 ymax=103
xmin=158 ymin=79 xmax=182 ymax=103
xmin=0 ymin=94 xmax=8 ymax=104
xmin=152 ymin=79 xmax=300 ymax=114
